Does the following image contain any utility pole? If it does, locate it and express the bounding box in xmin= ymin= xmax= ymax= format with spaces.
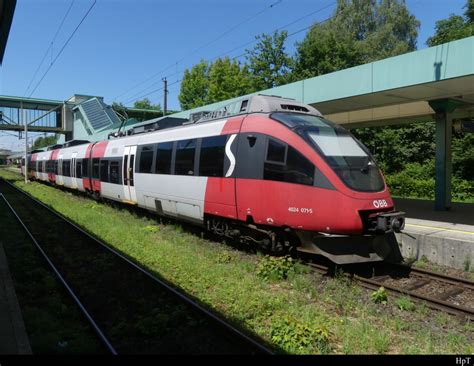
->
xmin=22 ymin=102 xmax=28 ymax=183
xmin=162 ymin=77 xmax=168 ymax=116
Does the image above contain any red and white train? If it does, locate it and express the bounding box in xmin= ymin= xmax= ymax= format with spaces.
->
xmin=25 ymin=95 xmax=405 ymax=264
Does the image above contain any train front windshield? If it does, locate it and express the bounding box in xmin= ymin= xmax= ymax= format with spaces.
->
xmin=271 ymin=113 xmax=385 ymax=192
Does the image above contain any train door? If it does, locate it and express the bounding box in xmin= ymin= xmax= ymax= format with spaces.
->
xmin=123 ymin=146 xmax=137 ymax=204
xmin=71 ymin=152 xmax=78 ymax=189
xmin=57 ymin=155 xmax=64 ymax=185
xmin=41 ymin=159 xmax=45 ymax=179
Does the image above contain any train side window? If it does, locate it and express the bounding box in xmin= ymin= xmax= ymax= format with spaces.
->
xmin=129 ymin=155 xmax=135 ymax=186
xmin=54 ymin=160 xmax=58 ymax=175
xmin=175 ymin=139 xmax=196 ymax=175
xmin=199 ymin=135 xmax=227 ymax=177
xmin=92 ymin=158 xmax=100 ymax=179
xmin=285 ymin=146 xmax=314 ymax=186
xmin=155 ymin=142 xmax=173 ymax=174
xmin=76 ymin=159 xmax=83 ymax=179
xmin=266 ymin=138 xmax=287 ymax=164
xmin=264 ymin=142 xmax=315 ymax=186
xmin=100 ymin=160 xmax=109 ymax=182
xmin=63 ymin=160 xmax=70 ymax=177
xmin=82 ymin=158 xmax=89 ymax=177
xmin=138 ymin=144 xmax=155 ymax=174
xmin=110 ymin=161 xmax=120 ymax=184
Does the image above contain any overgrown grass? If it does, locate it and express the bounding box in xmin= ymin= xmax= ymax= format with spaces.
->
xmin=1 ymin=168 xmax=472 ymax=354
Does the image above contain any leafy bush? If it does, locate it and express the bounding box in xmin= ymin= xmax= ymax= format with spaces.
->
xmin=385 ymin=163 xmax=435 ymax=200
xmin=386 ymin=164 xmax=474 ymax=202
xmin=256 ymin=255 xmax=294 ymax=281
xmin=270 ymin=315 xmax=331 ymax=354
xmin=452 ymin=177 xmax=474 ymax=202
xmin=371 ymin=286 xmax=388 ymax=304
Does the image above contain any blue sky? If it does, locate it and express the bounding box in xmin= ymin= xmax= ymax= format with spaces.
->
xmin=0 ymin=0 xmax=469 ymax=150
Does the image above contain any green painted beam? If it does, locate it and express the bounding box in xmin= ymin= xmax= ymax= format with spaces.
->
xmin=0 ymin=124 xmax=64 ymax=133
xmin=0 ymin=95 xmax=65 ymax=105
xmin=171 ymin=36 xmax=474 ymax=119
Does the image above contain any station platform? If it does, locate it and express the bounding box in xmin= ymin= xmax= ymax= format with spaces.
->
xmin=0 ymin=242 xmax=31 ymax=354
xmin=394 ymin=198 xmax=474 ymax=270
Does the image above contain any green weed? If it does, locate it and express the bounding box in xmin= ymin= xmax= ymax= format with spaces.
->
xmin=463 ymin=258 xmax=471 ymax=272
xmin=215 ymin=252 xmax=233 ymax=264
xmin=270 ymin=315 xmax=331 ymax=354
xmin=256 ymin=255 xmax=295 ymax=281
xmin=371 ymin=286 xmax=388 ymax=304
xmin=395 ymin=296 xmax=415 ymax=311
xmin=143 ymin=225 xmax=160 ymax=234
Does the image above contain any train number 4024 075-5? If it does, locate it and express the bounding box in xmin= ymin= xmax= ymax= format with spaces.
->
xmin=288 ymin=207 xmax=313 ymax=214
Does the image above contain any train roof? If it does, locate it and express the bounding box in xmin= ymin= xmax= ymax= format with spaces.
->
xmin=31 ymin=95 xmax=323 ymax=153
xmin=108 ymin=95 xmax=322 ymax=139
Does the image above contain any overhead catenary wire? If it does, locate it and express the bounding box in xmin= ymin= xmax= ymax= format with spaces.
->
xmin=27 ymin=0 xmax=97 ymax=98
xmin=23 ymin=0 xmax=76 ymax=97
xmin=124 ymin=79 xmax=181 ymax=108
xmin=0 ymin=131 xmax=19 ymax=138
xmin=112 ymin=0 xmax=283 ymax=103
xmin=119 ymin=1 xmax=336 ymax=107
xmin=121 ymin=69 xmax=183 ymax=105
xmin=230 ymin=16 xmax=333 ymax=62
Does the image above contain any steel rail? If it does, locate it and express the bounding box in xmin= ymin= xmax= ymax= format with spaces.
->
xmin=0 ymin=193 xmax=118 ymax=355
xmin=352 ymin=273 xmax=474 ymax=320
xmin=307 ymin=262 xmax=474 ymax=320
xmin=0 ymin=178 xmax=273 ymax=355
xmin=398 ymin=264 xmax=474 ymax=290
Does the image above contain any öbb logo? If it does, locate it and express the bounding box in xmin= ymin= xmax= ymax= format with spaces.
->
xmin=373 ymin=199 xmax=388 ymax=208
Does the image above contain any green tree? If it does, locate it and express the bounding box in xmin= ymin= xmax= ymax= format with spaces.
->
xmin=245 ymin=30 xmax=294 ymax=90
xmin=466 ymin=0 xmax=474 ymax=22
xmin=133 ymin=98 xmax=161 ymax=111
xmin=178 ymin=60 xmax=211 ymax=110
xmin=32 ymin=134 xmax=59 ymax=149
xmin=294 ymin=0 xmax=419 ymax=79
xmin=426 ymin=0 xmax=474 ymax=46
xmin=352 ymin=123 xmax=435 ymax=174
xmin=294 ymin=16 xmax=359 ymax=79
xmin=207 ymin=57 xmax=252 ymax=103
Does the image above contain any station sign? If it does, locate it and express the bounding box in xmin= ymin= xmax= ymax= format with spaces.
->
xmin=454 ymin=120 xmax=474 ymax=133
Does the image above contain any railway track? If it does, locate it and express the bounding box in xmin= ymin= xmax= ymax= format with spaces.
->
xmin=0 ymin=192 xmax=117 ymax=355
xmin=0 ymin=178 xmax=272 ymax=354
xmin=307 ymin=260 xmax=474 ymax=320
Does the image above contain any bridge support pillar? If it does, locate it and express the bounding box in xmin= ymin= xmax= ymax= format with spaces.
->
xmin=428 ymin=99 xmax=460 ymax=211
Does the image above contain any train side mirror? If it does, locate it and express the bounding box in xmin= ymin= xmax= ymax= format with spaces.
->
xmin=247 ymin=135 xmax=257 ymax=147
